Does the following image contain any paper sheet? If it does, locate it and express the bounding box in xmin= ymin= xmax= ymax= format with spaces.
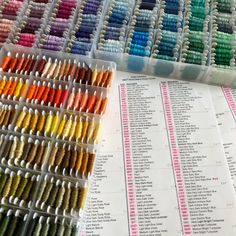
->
xmin=84 ymin=72 xmax=236 ymax=236
xmin=210 ymin=86 xmax=236 ymax=192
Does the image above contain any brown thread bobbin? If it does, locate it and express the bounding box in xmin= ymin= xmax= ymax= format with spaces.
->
xmin=86 ymin=153 xmax=96 ymax=177
xmin=36 ymin=56 xmax=47 ymax=76
xmin=85 ymin=67 xmax=92 ymax=84
xmin=61 ymin=146 xmax=71 ymax=171
xmin=78 ymin=65 xmax=86 ymax=83
xmin=2 ymin=106 xmax=12 ymax=127
xmin=2 ymin=136 xmax=14 ymax=159
xmin=39 ymin=142 xmax=50 ymax=166
xmin=34 ymin=140 xmax=46 ymax=166
xmin=0 ymin=106 xmax=5 ymax=124
xmin=54 ymin=144 xmax=66 ymax=167
xmin=0 ymin=106 xmax=7 ymax=126
xmin=21 ymin=138 xmax=33 ymax=162
xmin=47 ymin=143 xmax=59 ymax=166
xmin=25 ymin=55 xmax=36 ymax=75
xmin=80 ymin=151 xmax=89 ymax=177
xmin=75 ymin=148 xmax=83 ymax=172
xmin=69 ymin=147 xmax=77 ymax=172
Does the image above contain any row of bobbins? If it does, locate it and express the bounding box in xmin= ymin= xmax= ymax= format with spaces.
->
xmin=10 ymin=0 xmax=52 ymax=47
xmin=0 ymin=206 xmax=28 ymax=236
xmin=0 ymin=74 xmax=109 ymax=114
xmin=0 ymin=0 xmax=27 ymax=44
xmin=125 ymin=0 xmax=159 ymax=57
xmin=0 ymin=102 xmax=102 ymax=144
xmin=151 ymin=0 xmax=184 ymax=61
xmin=0 ymin=167 xmax=38 ymax=209
xmin=0 ymin=51 xmax=113 ymax=86
xmin=97 ymin=0 xmax=135 ymax=54
xmin=210 ymin=0 xmax=236 ymax=68
xmin=37 ymin=0 xmax=78 ymax=51
xmin=0 ymin=132 xmax=96 ymax=179
xmin=22 ymin=213 xmax=80 ymax=236
xmin=66 ymin=0 xmax=105 ymax=55
xmin=0 ymin=52 xmax=111 ymax=116
xmin=0 ymin=167 xmax=87 ymax=225
xmin=181 ymin=0 xmax=211 ymax=65
xmin=0 ymin=205 xmax=80 ymax=236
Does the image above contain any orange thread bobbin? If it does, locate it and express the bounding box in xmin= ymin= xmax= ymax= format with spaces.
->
xmin=9 ymin=53 xmax=18 ymax=73
xmin=1 ymin=52 xmax=12 ymax=72
xmin=8 ymin=77 xmax=18 ymax=97
xmin=2 ymin=77 xmax=13 ymax=97
xmin=80 ymin=90 xmax=89 ymax=111
xmin=86 ymin=92 xmax=97 ymax=113
xmin=26 ymin=81 xmax=37 ymax=102
xmin=35 ymin=82 xmax=46 ymax=103
xmin=15 ymin=53 xmax=25 ymax=73
xmin=54 ymin=85 xmax=62 ymax=107
xmin=41 ymin=83 xmax=51 ymax=105
xmin=99 ymin=97 xmax=108 ymax=115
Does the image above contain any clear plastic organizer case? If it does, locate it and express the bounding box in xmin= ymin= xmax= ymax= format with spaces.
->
xmin=94 ymin=0 xmax=236 ymax=87
xmin=0 ymin=43 xmax=116 ymax=235
xmin=0 ymin=0 xmax=29 ymax=47
xmin=1 ymin=0 xmax=236 ymax=87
